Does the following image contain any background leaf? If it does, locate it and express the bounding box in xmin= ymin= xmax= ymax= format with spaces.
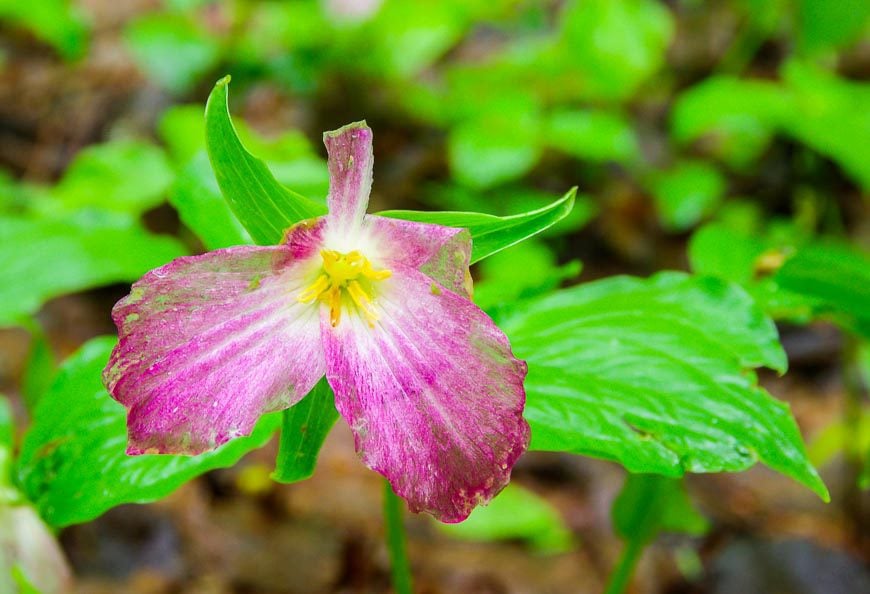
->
xmin=52 ymin=140 xmax=174 ymax=215
xmin=438 ymin=483 xmax=574 ymax=553
xmin=0 ymin=216 xmax=186 ymax=326
xmin=16 ymin=337 xmax=281 ymax=527
xmin=501 ymin=272 xmax=828 ymax=499
xmin=168 ymin=152 xmax=252 ymax=249
xmin=124 ymin=13 xmax=222 ymax=95
xmin=647 ymin=161 xmax=726 ymax=232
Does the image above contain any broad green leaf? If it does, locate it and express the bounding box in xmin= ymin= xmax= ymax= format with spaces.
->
xmin=204 ymin=76 xmax=326 ymax=245
xmin=438 ymin=483 xmax=574 ymax=553
xmin=381 ymin=187 xmax=576 ymax=264
xmin=448 ymin=112 xmax=542 ymax=189
xmin=501 ymin=272 xmax=828 ymax=500
xmin=546 ymin=109 xmax=640 ymax=164
xmin=775 ymin=243 xmax=870 ymax=336
xmin=168 ymin=152 xmax=252 ymax=249
xmin=21 ymin=321 xmax=57 ymax=410
xmin=53 ymin=140 xmax=174 ymax=215
xmin=648 ymin=161 xmax=726 ymax=232
xmin=0 ymin=215 xmax=186 ymax=327
xmin=558 ymin=0 xmax=673 ymax=100
xmin=16 ymin=337 xmax=281 ymax=527
xmin=124 ymin=13 xmax=222 ymax=95
xmin=272 ymin=378 xmax=339 ymax=484
xmin=0 ymin=0 xmax=88 ymax=59
xmin=612 ymin=475 xmax=707 ymax=543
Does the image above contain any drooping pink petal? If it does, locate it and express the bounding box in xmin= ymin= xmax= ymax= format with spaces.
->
xmin=104 ymin=241 xmax=326 ymax=455
xmin=364 ymin=215 xmax=473 ymax=297
xmin=323 ymin=122 xmax=373 ymax=235
xmin=321 ymin=266 xmax=530 ymax=522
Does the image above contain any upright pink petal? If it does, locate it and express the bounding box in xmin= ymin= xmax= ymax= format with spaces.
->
xmin=324 ymin=122 xmax=373 ymax=235
xmin=321 ymin=266 xmax=530 ymax=522
xmin=104 ymin=240 xmax=326 ymax=455
xmin=365 ymin=215 xmax=473 ymax=297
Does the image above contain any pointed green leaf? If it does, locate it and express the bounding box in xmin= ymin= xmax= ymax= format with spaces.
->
xmin=16 ymin=337 xmax=281 ymax=527
xmin=380 ymin=187 xmax=576 ymax=264
xmin=204 ymin=76 xmax=326 ymax=245
xmin=612 ymin=475 xmax=708 ymax=543
xmin=501 ymin=272 xmax=828 ymax=500
xmin=272 ymin=378 xmax=339 ymax=484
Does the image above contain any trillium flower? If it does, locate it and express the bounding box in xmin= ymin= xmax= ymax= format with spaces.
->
xmin=103 ymin=122 xmax=530 ymax=522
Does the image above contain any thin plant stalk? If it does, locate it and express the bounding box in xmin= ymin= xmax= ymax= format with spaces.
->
xmin=604 ymin=535 xmax=646 ymax=594
xmin=383 ymin=480 xmax=413 ymax=594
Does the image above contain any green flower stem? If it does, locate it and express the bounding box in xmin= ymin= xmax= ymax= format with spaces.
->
xmin=604 ymin=534 xmax=647 ymax=594
xmin=383 ymin=480 xmax=413 ymax=594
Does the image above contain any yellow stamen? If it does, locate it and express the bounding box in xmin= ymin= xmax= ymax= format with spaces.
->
xmin=347 ymin=280 xmax=380 ymax=327
xmin=297 ymin=274 xmax=329 ymax=303
xmin=297 ymin=249 xmax=391 ymax=327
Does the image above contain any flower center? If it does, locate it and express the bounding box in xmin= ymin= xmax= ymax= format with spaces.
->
xmin=297 ymin=250 xmax=391 ymax=327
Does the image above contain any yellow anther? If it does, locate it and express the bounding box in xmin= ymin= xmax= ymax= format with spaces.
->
xmin=297 ymin=249 xmax=390 ymax=327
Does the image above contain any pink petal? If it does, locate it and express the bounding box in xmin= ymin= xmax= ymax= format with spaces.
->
xmin=321 ymin=266 xmax=530 ymax=522
xmin=324 ymin=122 xmax=373 ymax=234
xmin=365 ymin=215 xmax=473 ymax=297
xmin=104 ymin=243 xmax=325 ymax=455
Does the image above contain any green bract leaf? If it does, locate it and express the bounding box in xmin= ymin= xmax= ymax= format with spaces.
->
xmin=380 ymin=187 xmax=576 ymax=264
xmin=204 ymin=76 xmax=326 ymax=245
xmin=501 ymin=272 xmax=828 ymax=500
xmin=0 ymin=216 xmax=186 ymax=327
xmin=53 ymin=140 xmax=174 ymax=215
xmin=272 ymin=378 xmax=339 ymax=484
xmin=612 ymin=475 xmax=708 ymax=543
xmin=438 ymin=483 xmax=574 ymax=553
xmin=124 ymin=13 xmax=222 ymax=95
xmin=16 ymin=337 xmax=281 ymax=527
